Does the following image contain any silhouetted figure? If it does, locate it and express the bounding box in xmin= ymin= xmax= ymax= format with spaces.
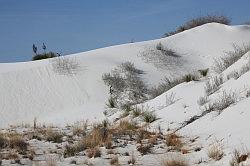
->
xmin=56 ymin=53 xmax=61 ymax=57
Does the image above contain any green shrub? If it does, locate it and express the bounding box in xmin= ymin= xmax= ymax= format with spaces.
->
xmin=32 ymin=52 xmax=57 ymax=61
xmin=198 ymin=68 xmax=209 ymax=77
xmin=141 ymin=111 xmax=157 ymax=123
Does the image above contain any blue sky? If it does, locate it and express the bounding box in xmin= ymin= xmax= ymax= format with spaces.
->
xmin=0 ymin=0 xmax=249 ymax=62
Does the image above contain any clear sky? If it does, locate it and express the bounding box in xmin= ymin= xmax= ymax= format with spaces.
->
xmin=0 ymin=0 xmax=249 ymax=63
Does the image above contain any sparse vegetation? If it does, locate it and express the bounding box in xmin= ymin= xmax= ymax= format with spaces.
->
xmin=110 ymin=155 xmax=119 ymax=165
xmin=165 ymin=92 xmax=176 ymax=106
xmin=212 ymin=90 xmax=237 ymax=113
xmin=51 ymin=56 xmax=80 ymax=75
xmin=137 ymin=144 xmax=152 ymax=155
xmin=205 ymin=75 xmax=223 ymax=95
xmin=207 ymin=142 xmax=224 ymax=161
xmin=198 ymin=68 xmax=209 ymax=77
xmin=45 ymin=128 xmax=63 ymax=143
xmin=86 ymin=147 xmax=101 ymax=158
xmin=214 ymin=44 xmax=250 ymax=73
xmin=161 ymin=155 xmax=188 ymax=166
xmin=164 ymin=15 xmax=230 ymax=37
xmin=141 ymin=111 xmax=158 ymax=123
xmin=165 ymin=133 xmax=183 ymax=151
xmin=103 ymin=61 xmax=148 ymax=107
xmin=227 ymin=60 xmax=250 ymax=80
xmin=229 ymin=149 xmax=248 ymax=166
xmin=197 ymin=96 xmax=208 ymax=106
xmin=149 ymin=76 xmax=185 ymax=98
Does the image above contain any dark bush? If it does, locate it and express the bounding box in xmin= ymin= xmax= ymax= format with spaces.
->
xmin=164 ymin=15 xmax=230 ymax=37
xmin=32 ymin=52 xmax=57 ymax=61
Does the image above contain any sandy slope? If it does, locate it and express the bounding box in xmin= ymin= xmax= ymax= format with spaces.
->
xmin=0 ymin=23 xmax=250 ymax=128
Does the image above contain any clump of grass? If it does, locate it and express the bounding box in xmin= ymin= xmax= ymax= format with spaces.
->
xmin=9 ymin=134 xmax=28 ymax=153
xmin=229 ymin=149 xmax=248 ymax=166
xmin=64 ymin=144 xmax=79 ymax=158
xmin=86 ymin=147 xmax=101 ymax=158
xmin=165 ymin=133 xmax=183 ymax=151
xmin=72 ymin=122 xmax=87 ymax=136
xmin=137 ymin=144 xmax=152 ymax=155
xmin=205 ymin=75 xmax=223 ymax=95
xmin=141 ymin=111 xmax=158 ymax=123
xmin=45 ymin=128 xmax=63 ymax=143
xmin=207 ymin=142 xmax=224 ymax=161
xmin=132 ymin=106 xmax=142 ymax=117
xmin=183 ymin=74 xmax=198 ymax=82
xmin=110 ymin=155 xmax=119 ymax=165
xmin=198 ymin=68 xmax=209 ymax=77
xmin=161 ymin=155 xmax=188 ymax=166
xmin=0 ymin=133 xmax=8 ymax=149
xmin=106 ymin=97 xmax=116 ymax=108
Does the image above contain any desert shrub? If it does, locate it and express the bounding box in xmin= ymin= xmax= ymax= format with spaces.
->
xmin=103 ymin=62 xmax=148 ymax=107
xmin=9 ymin=134 xmax=28 ymax=153
xmin=64 ymin=144 xmax=79 ymax=158
xmin=198 ymin=68 xmax=209 ymax=77
xmin=110 ymin=155 xmax=119 ymax=165
xmin=161 ymin=155 xmax=188 ymax=166
xmin=0 ymin=133 xmax=8 ymax=149
xmin=137 ymin=144 xmax=152 ymax=155
xmin=80 ymin=125 xmax=111 ymax=149
xmin=141 ymin=111 xmax=157 ymax=123
xmin=229 ymin=149 xmax=248 ymax=166
xmin=32 ymin=52 xmax=57 ymax=61
xmin=155 ymin=43 xmax=180 ymax=57
xmin=149 ymin=77 xmax=185 ymax=98
xmin=212 ymin=91 xmax=237 ymax=113
xmin=72 ymin=121 xmax=88 ymax=136
xmin=165 ymin=92 xmax=176 ymax=106
xmin=227 ymin=60 xmax=250 ymax=80
xmin=106 ymin=97 xmax=116 ymax=108
xmin=119 ymin=120 xmax=137 ymax=131
xmin=132 ymin=106 xmax=142 ymax=117
xmin=164 ymin=15 xmax=230 ymax=37
xmin=197 ymin=96 xmax=208 ymax=106
xmin=214 ymin=44 xmax=250 ymax=73
xmin=45 ymin=128 xmax=63 ymax=143
xmin=205 ymin=75 xmax=223 ymax=95
xmin=207 ymin=142 xmax=224 ymax=161
xmin=51 ymin=56 xmax=80 ymax=75
xmin=86 ymin=147 xmax=101 ymax=158
xmin=165 ymin=133 xmax=183 ymax=150
xmin=183 ymin=74 xmax=198 ymax=82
